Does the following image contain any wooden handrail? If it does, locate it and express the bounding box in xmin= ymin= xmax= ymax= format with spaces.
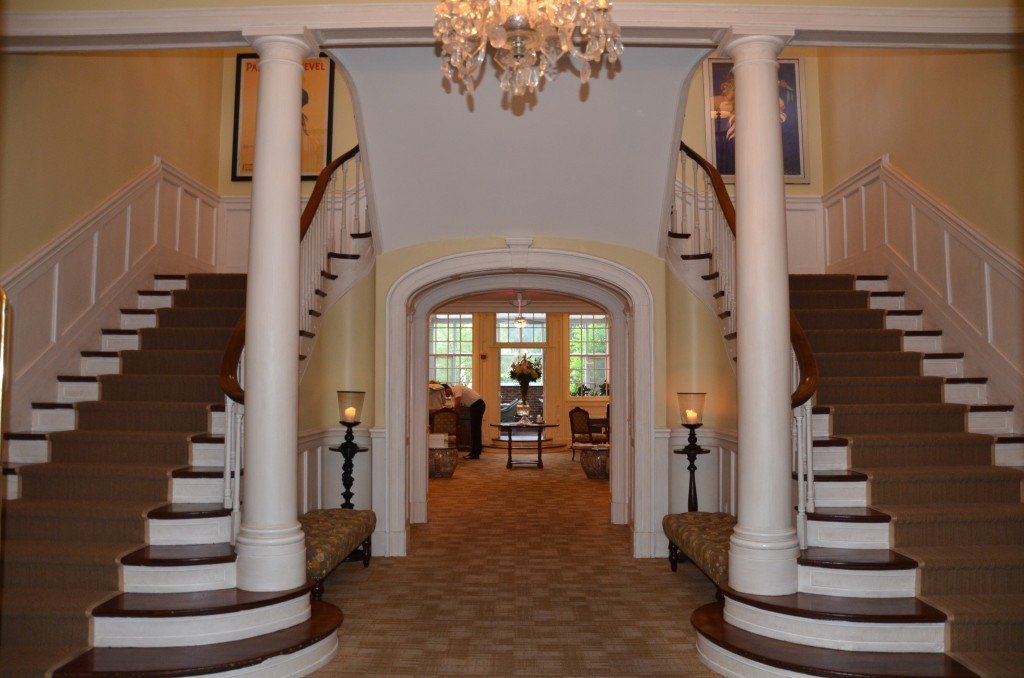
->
xmin=679 ymin=142 xmax=818 ymax=408
xmin=221 ymin=144 xmax=360 ymax=404
xmin=1 ymin=286 xmax=11 ymax=439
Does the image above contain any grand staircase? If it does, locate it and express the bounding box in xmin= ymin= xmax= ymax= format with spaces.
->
xmin=689 ymin=272 xmax=1024 ymax=677
xmin=1 ymin=273 xmax=341 ymax=677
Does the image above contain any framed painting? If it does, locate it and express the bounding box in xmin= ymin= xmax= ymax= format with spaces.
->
xmin=703 ymin=57 xmax=807 ymax=184
xmin=231 ymin=53 xmax=336 ymax=181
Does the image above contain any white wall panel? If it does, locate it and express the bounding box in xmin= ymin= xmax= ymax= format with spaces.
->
xmin=198 ymin=199 xmax=217 ymax=266
xmin=885 ymin=186 xmax=914 ymax=266
xmin=158 ymin=182 xmax=179 ymax=250
xmin=913 ymin=207 xmax=947 ymax=299
xmin=179 ymin=193 xmax=198 ymax=260
xmin=57 ymin=236 xmax=96 ymax=335
xmin=95 ymin=212 xmax=128 ymax=298
xmin=863 ymin=180 xmax=884 ymax=251
xmin=826 ymin=201 xmax=844 ymax=266
xmin=130 ymin=187 xmax=158 ymax=267
xmin=989 ymin=265 xmax=1024 ymax=368
xmin=947 ymin=235 xmax=987 ymax=336
xmin=845 ymin=190 xmax=865 ymax=257
xmin=10 ymin=269 xmax=56 ymax=376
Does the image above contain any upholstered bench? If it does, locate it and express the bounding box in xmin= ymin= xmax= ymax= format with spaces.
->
xmin=662 ymin=511 xmax=736 ymax=588
xmin=299 ymin=508 xmax=376 ymax=600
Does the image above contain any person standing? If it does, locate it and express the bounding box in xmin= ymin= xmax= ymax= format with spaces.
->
xmin=446 ymin=383 xmax=486 ymax=459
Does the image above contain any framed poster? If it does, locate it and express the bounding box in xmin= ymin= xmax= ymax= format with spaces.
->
xmin=703 ymin=58 xmax=807 ymax=184
xmin=231 ymin=53 xmax=336 ymax=181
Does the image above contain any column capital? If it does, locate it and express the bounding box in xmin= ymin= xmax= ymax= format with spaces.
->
xmin=718 ymin=27 xmax=794 ymax=62
xmin=243 ymin=28 xmax=320 ymax=61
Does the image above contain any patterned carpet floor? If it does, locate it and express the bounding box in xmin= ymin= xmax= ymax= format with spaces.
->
xmin=313 ymin=450 xmax=718 ymax=676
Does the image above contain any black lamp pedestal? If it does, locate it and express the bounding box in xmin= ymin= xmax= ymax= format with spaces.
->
xmin=330 ymin=420 xmax=367 ymax=509
xmin=673 ymin=423 xmax=710 ymax=512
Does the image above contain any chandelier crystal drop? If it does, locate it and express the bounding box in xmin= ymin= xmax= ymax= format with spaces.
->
xmin=433 ymin=0 xmax=623 ymax=97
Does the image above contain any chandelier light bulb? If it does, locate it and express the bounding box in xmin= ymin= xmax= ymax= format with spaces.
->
xmin=434 ymin=0 xmax=623 ymax=97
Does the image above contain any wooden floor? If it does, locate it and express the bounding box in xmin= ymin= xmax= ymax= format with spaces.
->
xmin=312 ymin=450 xmax=719 ymax=676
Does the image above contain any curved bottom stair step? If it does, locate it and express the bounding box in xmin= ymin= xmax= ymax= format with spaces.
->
xmin=53 ymin=600 xmax=341 ymax=677
xmin=693 ymin=601 xmax=976 ymax=678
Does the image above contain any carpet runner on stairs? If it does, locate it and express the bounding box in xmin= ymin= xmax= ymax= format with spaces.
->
xmin=1 ymin=272 xmax=340 ymax=677
xmin=793 ymin=273 xmax=1024 ymax=676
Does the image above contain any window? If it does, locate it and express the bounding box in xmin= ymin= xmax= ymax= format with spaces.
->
xmin=428 ymin=314 xmax=473 ymax=387
xmin=499 ymin=348 xmax=545 ymax=386
xmin=569 ymin=314 xmax=609 ymax=397
xmin=496 ymin=312 xmax=546 ymax=344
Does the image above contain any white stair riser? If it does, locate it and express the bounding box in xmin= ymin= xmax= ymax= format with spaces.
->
xmin=903 ymin=335 xmax=942 ymax=352
xmin=80 ymin=355 xmax=120 ymax=376
xmin=697 ymin=634 xmax=807 ymax=678
xmin=798 ymin=566 xmax=916 ymax=598
xmin=172 ymin=477 xmax=223 ymax=503
xmin=136 ymin=293 xmax=173 ymax=309
xmin=31 ymin=408 xmax=76 ymax=432
xmin=4 ymin=474 xmax=19 ymax=499
xmin=885 ymin=314 xmax=922 ymax=331
xmin=922 ymin=356 xmax=963 ymax=378
xmin=806 ymin=520 xmax=890 ymax=550
xmin=870 ymin=296 xmax=904 ymax=311
xmin=812 ymin=446 xmax=848 ymax=471
xmin=220 ymin=634 xmax=338 ymax=678
xmin=192 ymin=441 xmax=225 ymax=467
xmin=7 ymin=439 xmax=48 ymax=463
xmin=211 ymin=411 xmax=225 ymax=436
xmin=723 ymin=598 xmax=944 ymax=653
xmin=148 ymin=515 xmax=232 ymax=546
xmin=995 ymin=441 xmax=1024 ymax=467
xmin=152 ymin=278 xmax=187 ymax=292
xmin=969 ymin=410 xmax=1013 ymax=435
xmin=120 ymin=312 xmax=157 ymax=330
xmin=58 ymin=380 xmax=99 ymax=403
xmin=102 ymin=333 xmax=139 ymax=351
xmin=93 ymin=596 xmax=308 ymax=648
xmin=122 ymin=562 xmax=236 ymax=594
xmin=803 ymin=480 xmax=866 ymax=508
xmin=944 ymin=382 xmax=987 ymax=405
xmin=855 ymin=279 xmax=889 ymax=293
xmin=812 ymin=413 xmax=830 ymax=438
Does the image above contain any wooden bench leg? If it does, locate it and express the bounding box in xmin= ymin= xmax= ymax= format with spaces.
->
xmin=311 ymin=579 xmax=325 ymax=601
xmin=668 ymin=542 xmax=679 ymax=572
xmin=362 ymin=536 xmax=372 ymax=568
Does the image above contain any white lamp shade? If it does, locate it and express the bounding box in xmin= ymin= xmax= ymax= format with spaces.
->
xmin=676 ymin=392 xmax=706 ymax=425
xmin=337 ymin=390 xmax=366 ymax=423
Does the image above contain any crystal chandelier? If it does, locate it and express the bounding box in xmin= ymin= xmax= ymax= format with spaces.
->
xmin=433 ymin=0 xmax=624 ymax=97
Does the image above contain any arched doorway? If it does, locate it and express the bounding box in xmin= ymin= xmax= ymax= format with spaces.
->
xmin=380 ymin=241 xmax=664 ymax=557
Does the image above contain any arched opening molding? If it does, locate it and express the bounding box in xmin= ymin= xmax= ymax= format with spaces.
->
xmin=379 ymin=239 xmax=665 ymax=557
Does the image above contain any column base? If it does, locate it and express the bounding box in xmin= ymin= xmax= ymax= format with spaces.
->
xmin=728 ymin=525 xmax=799 ymax=595
xmin=235 ymin=524 xmax=307 ymax=592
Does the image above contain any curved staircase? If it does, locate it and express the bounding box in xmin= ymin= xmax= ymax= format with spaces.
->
xmin=690 ymin=273 xmax=1024 ymax=678
xmin=2 ymin=273 xmax=341 ymax=677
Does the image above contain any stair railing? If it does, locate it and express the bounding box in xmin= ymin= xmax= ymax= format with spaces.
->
xmin=219 ymin=145 xmax=364 ymax=533
xmin=674 ymin=142 xmax=819 ymax=546
xmin=1 ymin=286 xmax=10 ymax=450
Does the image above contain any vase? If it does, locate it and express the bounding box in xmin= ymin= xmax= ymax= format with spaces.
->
xmin=518 ymin=381 xmax=531 ymax=422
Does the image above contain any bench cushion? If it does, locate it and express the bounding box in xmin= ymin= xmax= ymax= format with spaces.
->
xmin=299 ymin=508 xmax=376 ymax=581
xmin=662 ymin=512 xmax=736 ymax=586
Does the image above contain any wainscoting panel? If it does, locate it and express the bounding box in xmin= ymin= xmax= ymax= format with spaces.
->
xmin=179 ymin=193 xmax=198 ymax=261
xmin=1 ymin=158 xmax=220 ymax=431
xmin=845 ymin=188 xmax=865 ymax=259
xmin=824 ymin=156 xmax=1024 ymax=432
xmin=668 ymin=427 xmax=737 ymax=516
xmin=863 ymin=178 xmax=885 ymax=251
xmin=296 ymin=427 xmax=373 ymax=515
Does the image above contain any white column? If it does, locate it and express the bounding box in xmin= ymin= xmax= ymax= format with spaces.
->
xmin=235 ymin=31 xmax=317 ymax=592
xmin=722 ymin=29 xmax=800 ymax=595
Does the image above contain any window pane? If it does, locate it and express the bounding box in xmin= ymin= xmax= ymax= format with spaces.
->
xmin=496 ymin=313 xmax=546 ymax=344
xmin=429 ymin=314 xmax=473 ymax=388
xmin=568 ymin=314 xmax=609 ymax=397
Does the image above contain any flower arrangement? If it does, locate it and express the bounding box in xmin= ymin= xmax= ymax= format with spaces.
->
xmin=509 ymin=354 xmax=542 ymax=385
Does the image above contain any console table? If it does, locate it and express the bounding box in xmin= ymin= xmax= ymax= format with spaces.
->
xmin=492 ymin=422 xmax=558 ymax=469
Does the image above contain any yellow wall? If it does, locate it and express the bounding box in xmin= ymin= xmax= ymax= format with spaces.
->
xmin=818 ymin=48 xmax=1022 ymax=262
xmin=216 ymin=50 xmax=359 ymax=197
xmin=681 ymin=46 xmax=825 ymax=197
xmin=6 ymin=0 xmax=1012 ymax=10
xmin=298 ymin=268 xmax=376 ymax=431
xmin=0 ymin=50 xmax=223 ymax=275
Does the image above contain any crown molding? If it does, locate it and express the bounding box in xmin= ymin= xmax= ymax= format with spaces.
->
xmin=1 ymin=3 xmax=1020 ymax=53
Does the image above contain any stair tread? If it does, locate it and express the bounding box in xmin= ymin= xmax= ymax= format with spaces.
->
xmin=871 ymin=503 xmax=1024 ymax=521
xmin=31 ymin=401 xmax=75 ymax=409
xmin=54 ymin=601 xmax=341 ymax=676
xmin=856 ymin=466 xmax=1022 ymax=481
xmin=723 ymin=586 xmax=946 ymax=622
xmin=91 ymin=584 xmax=308 ymax=617
xmin=799 ymin=547 xmax=918 ymax=570
xmin=3 ymin=540 xmax=138 ymax=564
xmin=0 ymin=587 xmax=116 ymax=614
xmin=897 ymin=544 xmax=1024 ymax=567
xmin=813 ymin=436 xmax=850 ymax=447
xmin=120 ymin=543 xmax=236 ymax=567
xmin=6 ymin=498 xmax=159 ymax=517
xmin=49 ymin=430 xmax=195 ymax=442
xmin=147 ymin=502 xmax=231 ymax=519
xmin=793 ymin=469 xmax=866 ymax=482
xmin=920 ymin=594 xmax=1024 ymax=620
xmin=693 ymin=601 xmax=974 ymax=678
xmin=807 ymin=507 xmax=891 ymax=522
xmin=170 ymin=465 xmax=226 ymax=478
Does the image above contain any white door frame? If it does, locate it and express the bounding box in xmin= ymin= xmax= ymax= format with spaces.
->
xmin=380 ymin=241 xmax=664 ymax=557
